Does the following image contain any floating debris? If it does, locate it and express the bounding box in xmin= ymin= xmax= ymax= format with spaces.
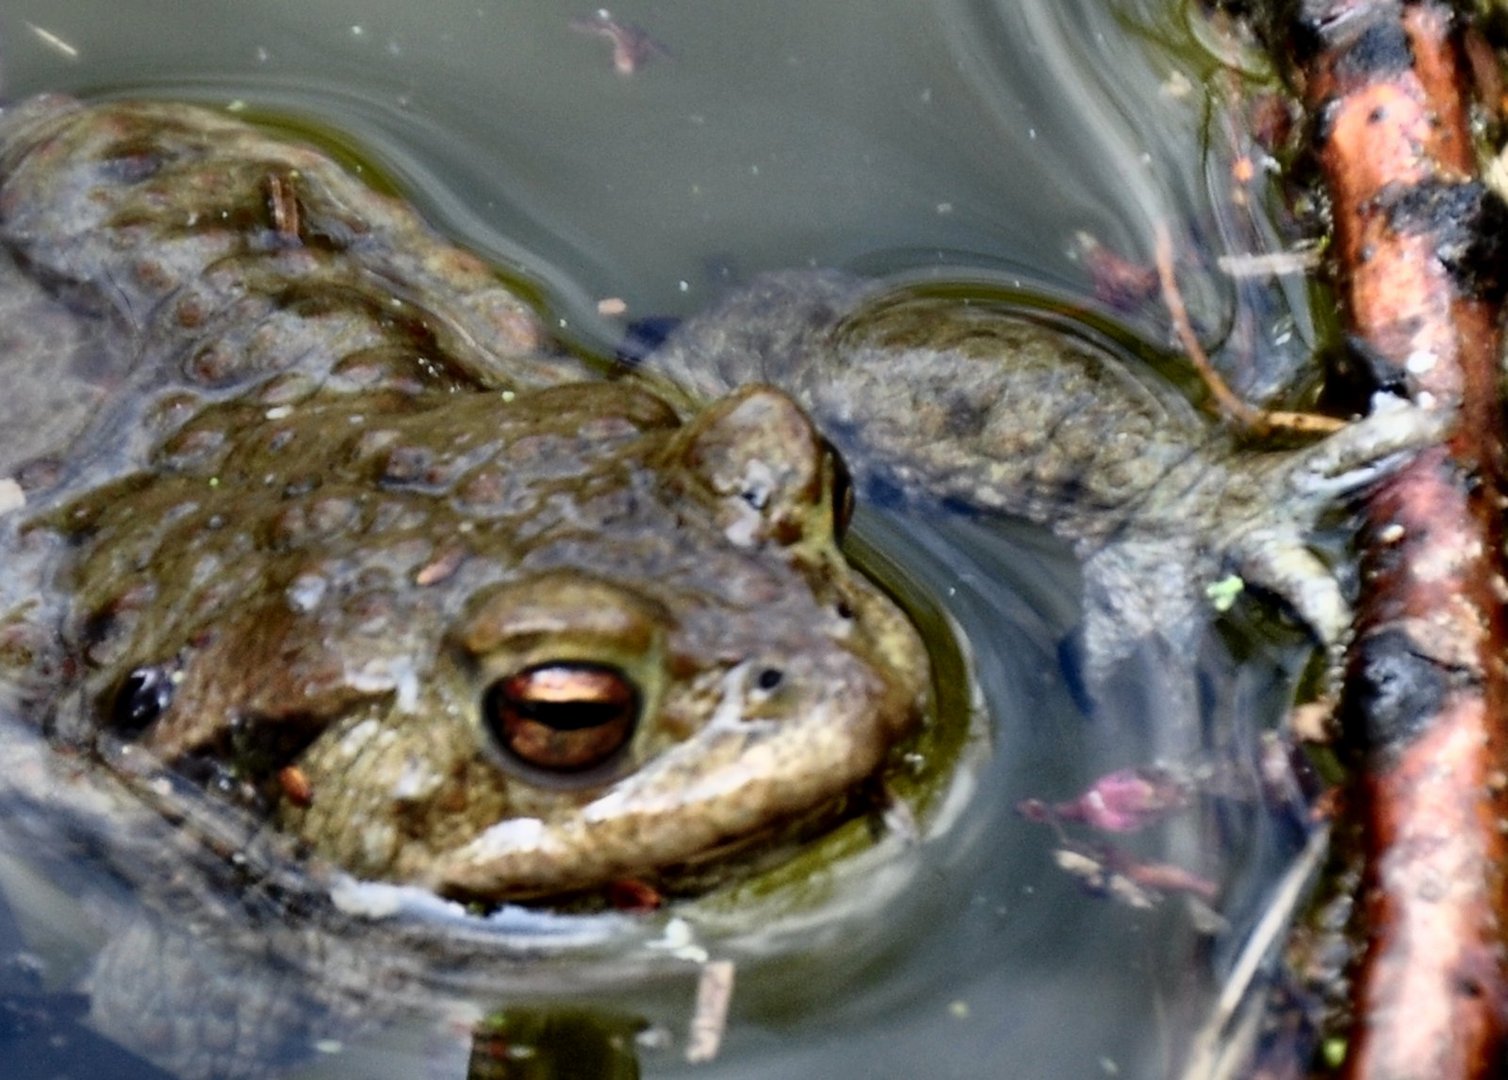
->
xmin=1216 ymin=249 xmax=1322 ymax=278
xmin=570 ymin=10 xmax=669 ymax=75
xmin=26 ymin=23 xmax=79 ymax=61
xmin=685 ymin=959 xmax=735 ymax=1064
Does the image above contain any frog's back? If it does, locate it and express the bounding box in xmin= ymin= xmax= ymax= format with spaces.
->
xmin=0 ymin=95 xmax=595 ymax=494
xmin=643 ymin=271 xmax=1215 ymax=544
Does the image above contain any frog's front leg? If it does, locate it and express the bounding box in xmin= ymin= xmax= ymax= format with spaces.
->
xmin=1219 ymin=395 xmax=1454 ymax=690
xmin=1281 ymin=393 xmax=1453 ymax=501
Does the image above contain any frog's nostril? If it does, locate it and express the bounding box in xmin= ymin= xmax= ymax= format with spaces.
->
xmin=483 ymin=663 xmax=639 ymax=772
xmin=111 ymin=665 xmax=175 ymax=733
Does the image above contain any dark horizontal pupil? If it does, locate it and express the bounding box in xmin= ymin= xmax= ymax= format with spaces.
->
xmin=510 ymin=697 xmax=629 ymax=732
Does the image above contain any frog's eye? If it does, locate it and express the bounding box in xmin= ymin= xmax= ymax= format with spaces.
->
xmin=111 ymin=666 xmax=175 ymax=733
xmin=483 ymin=663 xmax=639 ymax=772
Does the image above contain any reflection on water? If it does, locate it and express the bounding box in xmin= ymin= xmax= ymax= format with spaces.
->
xmin=0 ymin=2 xmax=1323 ymax=1077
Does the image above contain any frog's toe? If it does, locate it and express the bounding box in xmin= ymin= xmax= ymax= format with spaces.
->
xmin=1229 ymin=531 xmax=1350 ymax=651
xmin=1287 ymin=395 xmax=1452 ymax=500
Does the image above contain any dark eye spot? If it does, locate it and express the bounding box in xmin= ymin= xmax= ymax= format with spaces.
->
xmin=756 ymin=667 xmax=784 ymax=691
xmin=483 ymin=663 xmax=639 ymax=772
xmin=111 ymin=666 xmax=175 ymax=733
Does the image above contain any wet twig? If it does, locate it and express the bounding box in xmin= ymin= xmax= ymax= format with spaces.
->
xmin=1154 ymin=221 xmax=1344 ymax=436
xmin=1247 ymin=1 xmax=1508 ymax=1076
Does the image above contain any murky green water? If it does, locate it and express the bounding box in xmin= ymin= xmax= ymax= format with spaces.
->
xmin=0 ymin=2 xmax=1324 ymax=1078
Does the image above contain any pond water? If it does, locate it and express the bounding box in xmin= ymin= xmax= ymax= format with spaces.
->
xmin=0 ymin=2 xmax=1327 ymax=1078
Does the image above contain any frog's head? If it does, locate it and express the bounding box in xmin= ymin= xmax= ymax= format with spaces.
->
xmin=66 ymin=381 xmax=929 ymax=902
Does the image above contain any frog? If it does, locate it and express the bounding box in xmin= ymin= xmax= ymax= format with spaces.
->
xmin=0 ymin=95 xmax=929 ymax=907
xmin=0 ymin=95 xmax=1445 ymax=1079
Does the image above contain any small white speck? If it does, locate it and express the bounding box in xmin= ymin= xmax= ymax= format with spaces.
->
xmin=1404 ymin=350 xmax=1437 ymax=374
xmin=750 ymin=164 xmax=760 ymax=176
xmin=1161 ymin=70 xmax=1193 ymax=99
xmin=920 ymin=87 xmax=932 ymax=104
xmin=313 ymin=1040 xmax=344 ymax=1055
xmin=0 ymin=479 xmax=24 ymax=515
xmin=391 ymin=757 xmax=441 ymax=800
xmin=255 ymin=46 xmax=270 ymax=63
xmin=350 ymin=25 xmax=365 ymax=36
xmin=678 ymin=280 xmax=689 ymax=292
xmin=225 ymin=101 xmax=247 ymax=113
xmin=647 ymin=917 xmax=709 ymax=964
xmin=936 ymin=202 xmax=953 ymax=215
xmin=265 ymin=405 xmax=293 ymax=420
xmin=500 ymin=389 xmax=516 ymax=403
xmin=1028 ymin=128 xmax=1037 ymax=140
xmin=286 ymin=574 xmax=327 ymax=613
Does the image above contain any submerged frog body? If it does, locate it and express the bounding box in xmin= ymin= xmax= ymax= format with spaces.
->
xmin=0 ymin=97 xmax=927 ymax=904
xmin=645 ymin=273 xmax=1443 ymax=695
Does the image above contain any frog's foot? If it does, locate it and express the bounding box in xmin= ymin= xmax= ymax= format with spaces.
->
xmin=1282 ymin=393 xmax=1453 ymax=501
xmin=1225 ymin=394 xmax=1454 ymax=691
xmin=1225 ymin=528 xmax=1350 ymax=696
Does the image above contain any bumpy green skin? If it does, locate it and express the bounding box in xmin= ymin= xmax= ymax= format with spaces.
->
xmin=0 ymin=97 xmax=927 ymax=903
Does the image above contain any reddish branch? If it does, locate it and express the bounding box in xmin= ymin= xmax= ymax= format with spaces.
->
xmin=1283 ymin=2 xmax=1508 ymax=1076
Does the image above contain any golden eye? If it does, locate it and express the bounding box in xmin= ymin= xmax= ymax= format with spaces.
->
xmin=484 ymin=663 xmax=639 ymax=772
